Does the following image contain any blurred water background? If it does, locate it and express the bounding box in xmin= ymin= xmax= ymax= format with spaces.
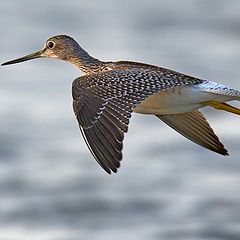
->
xmin=1 ymin=1 xmax=240 ymax=239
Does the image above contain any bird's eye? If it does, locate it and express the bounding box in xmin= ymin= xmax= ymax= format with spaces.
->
xmin=47 ymin=41 xmax=55 ymax=49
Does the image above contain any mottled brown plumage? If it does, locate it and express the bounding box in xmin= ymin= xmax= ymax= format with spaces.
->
xmin=2 ymin=35 xmax=240 ymax=174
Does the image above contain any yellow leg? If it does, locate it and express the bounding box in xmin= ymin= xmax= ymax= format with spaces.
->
xmin=202 ymin=100 xmax=240 ymax=115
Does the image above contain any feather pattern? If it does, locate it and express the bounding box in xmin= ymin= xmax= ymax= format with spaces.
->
xmin=157 ymin=110 xmax=228 ymax=155
xmin=2 ymin=35 xmax=239 ymax=174
xmin=72 ymin=65 xmax=203 ymax=173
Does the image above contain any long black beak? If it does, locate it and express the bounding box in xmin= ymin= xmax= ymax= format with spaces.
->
xmin=1 ymin=50 xmax=43 ymax=66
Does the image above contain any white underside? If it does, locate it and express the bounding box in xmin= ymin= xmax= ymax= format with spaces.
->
xmin=133 ymin=81 xmax=240 ymax=115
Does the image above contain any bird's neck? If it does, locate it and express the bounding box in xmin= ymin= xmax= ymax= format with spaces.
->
xmin=67 ymin=47 xmax=107 ymax=74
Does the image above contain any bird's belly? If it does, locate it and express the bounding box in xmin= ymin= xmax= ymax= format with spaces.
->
xmin=133 ymin=84 xmax=233 ymax=115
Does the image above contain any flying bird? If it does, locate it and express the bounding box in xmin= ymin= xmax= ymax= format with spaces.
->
xmin=2 ymin=35 xmax=240 ymax=174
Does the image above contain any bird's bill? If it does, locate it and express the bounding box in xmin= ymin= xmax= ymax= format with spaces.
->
xmin=1 ymin=50 xmax=43 ymax=66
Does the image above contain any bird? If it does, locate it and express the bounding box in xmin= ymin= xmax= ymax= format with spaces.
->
xmin=1 ymin=35 xmax=240 ymax=174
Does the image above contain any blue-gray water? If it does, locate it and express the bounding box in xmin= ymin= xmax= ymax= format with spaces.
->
xmin=1 ymin=1 xmax=240 ymax=239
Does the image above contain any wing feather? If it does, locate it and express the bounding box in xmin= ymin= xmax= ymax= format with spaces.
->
xmin=72 ymin=67 xmax=203 ymax=173
xmin=157 ymin=110 xmax=228 ymax=155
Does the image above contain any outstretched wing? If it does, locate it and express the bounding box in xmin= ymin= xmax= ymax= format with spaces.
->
xmin=157 ymin=110 xmax=228 ymax=155
xmin=72 ymin=67 xmax=202 ymax=174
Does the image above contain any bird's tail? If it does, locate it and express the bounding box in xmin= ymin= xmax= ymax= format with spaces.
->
xmin=202 ymin=100 xmax=240 ymax=115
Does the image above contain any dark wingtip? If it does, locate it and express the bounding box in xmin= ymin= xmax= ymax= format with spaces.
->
xmin=103 ymin=164 xmax=120 ymax=175
xmin=219 ymin=147 xmax=229 ymax=156
xmin=223 ymin=150 xmax=229 ymax=156
xmin=106 ymin=168 xmax=112 ymax=175
xmin=105 ymin=167 xmax=118 ymax=175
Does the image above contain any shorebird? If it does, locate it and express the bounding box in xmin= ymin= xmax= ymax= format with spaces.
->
xmin=2 ymin=35 xmax=240 ymax=174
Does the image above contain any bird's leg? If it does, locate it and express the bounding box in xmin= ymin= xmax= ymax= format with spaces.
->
xmin=201 ymin=100 xmax=240 ymax=115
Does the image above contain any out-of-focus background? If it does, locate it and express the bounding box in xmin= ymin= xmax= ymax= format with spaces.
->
xmin=1 ymin=1 xmax=240 ymax=239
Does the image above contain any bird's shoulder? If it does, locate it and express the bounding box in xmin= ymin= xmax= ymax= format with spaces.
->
xmin=72 ymin=60 xmax=203 ymax=91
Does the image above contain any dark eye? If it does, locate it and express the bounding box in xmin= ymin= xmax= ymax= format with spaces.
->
xmin=47 ymin=41 xmax=55 ymax=49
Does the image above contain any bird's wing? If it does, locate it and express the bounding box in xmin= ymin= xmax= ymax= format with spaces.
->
xmin=157 ymin=110 xmax=228 ymax=155
xmin=72 ymin=67 xmax=203 ymax=174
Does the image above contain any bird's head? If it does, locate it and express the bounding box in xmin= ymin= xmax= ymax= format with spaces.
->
xmin=1 ymin=35 xmax=80 ymax=66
